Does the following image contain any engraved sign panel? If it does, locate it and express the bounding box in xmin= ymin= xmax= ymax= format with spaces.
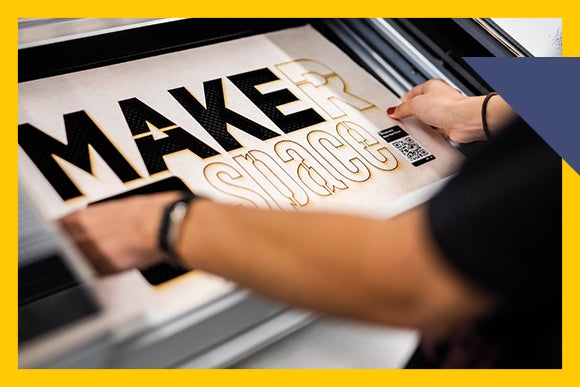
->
xmin=18 ymin=25 xmax=463 ymax=292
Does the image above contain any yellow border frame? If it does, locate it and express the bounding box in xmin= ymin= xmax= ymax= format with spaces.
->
xmin=5 ymin=4 xmax=578 ymax=386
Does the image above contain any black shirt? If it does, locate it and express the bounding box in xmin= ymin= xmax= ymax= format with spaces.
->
xmin=409 ymin=121 xmax=562 ymax=368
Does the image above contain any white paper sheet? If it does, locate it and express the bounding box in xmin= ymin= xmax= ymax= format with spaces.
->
xmin=19 ymin=25 xmax=463 ymax=218
xmin=18 ymin=26 xmax=463 ymax=313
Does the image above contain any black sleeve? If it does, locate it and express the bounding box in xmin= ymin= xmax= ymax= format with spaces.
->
xmin=427 ymin=122 xmax=561 ymax=310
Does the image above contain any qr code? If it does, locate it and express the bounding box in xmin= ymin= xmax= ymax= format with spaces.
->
xmin=391 ymin=137 xmax=430 ymax=162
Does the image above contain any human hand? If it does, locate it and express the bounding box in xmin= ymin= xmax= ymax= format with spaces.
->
xmin=387 ymin=79 xmax=513 ymax=143
xmin=59 ymin=192 xmax=181 ymax=274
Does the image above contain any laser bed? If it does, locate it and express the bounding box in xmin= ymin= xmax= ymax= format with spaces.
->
xmin=17 ymin=18 xmax=559 ymax=368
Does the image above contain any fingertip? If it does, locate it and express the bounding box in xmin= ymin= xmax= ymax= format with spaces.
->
xmin=386 ymin=106 xmax=396 ymax=115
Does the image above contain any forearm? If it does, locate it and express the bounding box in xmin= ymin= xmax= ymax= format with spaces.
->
xmin=60 ymin=192 xmax=496 ymax=337
xmin=485 ymin=94 xmax=518 ymax=134
xmin=453 ymin=94 xmax=518 ymax=140
xmin=176 ymin=201 xmax=491 ymax=331
xmin=388 ymin=79 xmax=518 ymax=144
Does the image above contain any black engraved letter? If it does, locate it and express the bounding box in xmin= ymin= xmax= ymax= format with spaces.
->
xmin=228 ymin=68 xmax=325 ymax=133
xmin=119 ymin=97 xmax=220 ymax=174
xmin=18 ymin=111 xmax=141 ymax=201
xmin=169 ymin=78 xmax=280 ymax=151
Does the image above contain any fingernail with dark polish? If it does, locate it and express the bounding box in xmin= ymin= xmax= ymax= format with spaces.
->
xmin=387 ymin=106 xmax=396 ymax=115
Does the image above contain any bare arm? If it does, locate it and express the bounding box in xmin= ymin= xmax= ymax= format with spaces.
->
xmin=388 ymin=79 xmax=517 ymax=143
xmin=182 ymin=200 xmax=494 ymax=338
xmin=61 ymin=196 xmax=495 ymax=340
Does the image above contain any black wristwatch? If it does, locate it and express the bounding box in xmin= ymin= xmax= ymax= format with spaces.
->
xmin=158 ymin=192 xmax=197 ymax=267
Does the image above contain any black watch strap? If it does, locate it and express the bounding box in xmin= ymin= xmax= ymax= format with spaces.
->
xmin=158 ymin=192 xmax=196 ymax=267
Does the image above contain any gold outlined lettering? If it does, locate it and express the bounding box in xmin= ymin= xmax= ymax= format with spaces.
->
xmin=307 ymin=130 xmax=371 ymax=183
xmin=234 ymin=150 xmax=309 ymax=210
xmin=336 ymin=121 xmax=398 ymax=171
xmin=204 ymin=162 xmax=273 ymax=209
xmin=274 ymin=140 xmax=348 ymax=196
xmin=276 ymin=59 xmax=374 ymax=120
